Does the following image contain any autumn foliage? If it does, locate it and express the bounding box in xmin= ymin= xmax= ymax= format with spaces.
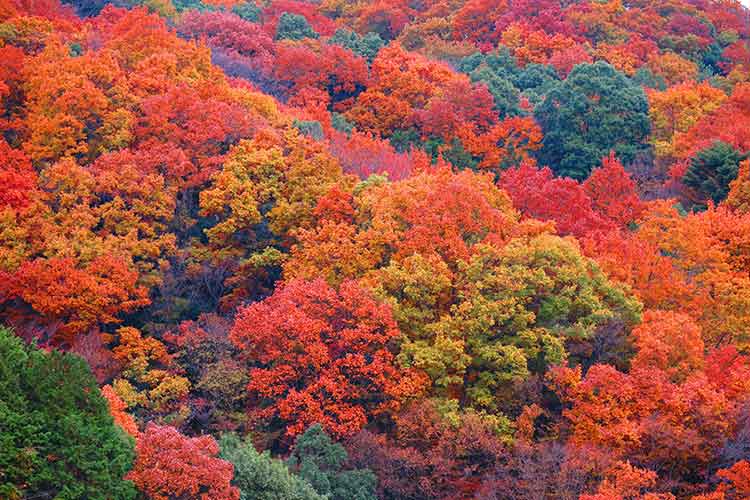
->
xmin=127 ymin=423 xmax=240 ymax=500
xmin=3 ymin=0 xmax=750 ymax=498
xmin=230 ymin=278 xmax=427 ymax=439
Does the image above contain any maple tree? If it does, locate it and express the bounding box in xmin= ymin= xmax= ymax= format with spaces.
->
xmin=647 ymin=81 xmax=727 ymax=163
xmin=629 ymin=310 xmax=705 ymax=383
xmin=499 ymin=161 xmax=613 ymax=239
xmin=343 ymin=42 xmax=500 ymax=154
xmin=452 ymin=0 xmax=507 ymax=47
xmin=285 ymin=167 xmax=523 ymax=284
xmin=551 ymin=309 xmax=750 ymax=495
xmin=593 ymin=36 xmax=658 ymax=77
xmin=102 ymin=383 xmax=140 ymax=437
xmin=580 ymin=228 xmax=694 ymax=316
xmin=373 ymin=235 xmax=640 ymax=412
xmin=177 ymin=10 xmax=275 ymax=82
xmin=500 ymin=22 xmax=580 ymax=68
xmin=327 ymin=129 xmax=416 ymax=180
xmin=133 ymin=83 xmax=256 ymax=189
xmin=634 ymin=201 xmax=750 ymax=347
xmin=197 ymin=129 xmax=351 ymax=307
xmin=346 ymin=399 xmax=505 ymax=499
xmin=110 ymin=326 xmax=191 ymax=417
xmin=0 ymin=255 xmax=149 ymax=344
xmin=583 ymin=152 xmax=646 ymax=228
xmin=693 ymin=460 xmax=750 ymax=500
xmin=286 ymin=166 xmax=640 ymax=416
xmin=230 ymin=278 xmax=428 ymax=439
xmin=674 ymin=83 xmax=750 ymax=161
xmin=580 ymin=460 xmax=671 ymax=500
xmin=646 ymin=51 xmax=699 ymax=86
xmin=458 ymin=116 xmax=543 ymax=174
xmin=725 ymin=159 xmax=750 ymax=214
xmin=0 ymin=138 xmax=37 ymax=211
xmin=127 ymin=423 xmax=240 ymax=500
xmin=20 ymin=40 xmax=134 ymax=165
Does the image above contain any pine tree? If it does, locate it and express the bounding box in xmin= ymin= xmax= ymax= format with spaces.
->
xmin=0 ymin=327 xmax=137 ymax=500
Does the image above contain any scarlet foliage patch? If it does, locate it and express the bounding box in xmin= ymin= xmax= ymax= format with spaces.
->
xmin=230 ymin=278 xmax=428 ymax=439
xmin=500 ymin=160 xmax=613 ymax=238
xmin=127 ymin=423 xmax=239 ymax=500
xmin=101 ymin=384 xmax=139 ymax=437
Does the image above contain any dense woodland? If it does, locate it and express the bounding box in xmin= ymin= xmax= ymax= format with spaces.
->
xmin=2 ymin=0 xmax=750 ymax=498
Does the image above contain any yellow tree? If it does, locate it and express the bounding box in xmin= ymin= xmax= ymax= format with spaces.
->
xmin=647 ymin=81 xmax=726 ymax=162
xmin=198 ymin=128 xmax=354 ymax=307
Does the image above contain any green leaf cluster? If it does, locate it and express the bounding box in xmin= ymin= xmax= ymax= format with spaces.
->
xmin=287 ymin=424 xmax=377 ymax=500
xmin=534 ymin=61 xmax=651 ymax=180
xmin=219 ymin=433 xmax=324 ymax=500
xmin=0 ymin=327 xmax=136 ymax=500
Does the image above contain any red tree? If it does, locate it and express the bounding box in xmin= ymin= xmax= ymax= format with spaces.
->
xmin=499 ymin=161 xmax=614 ymax=239
xmin=274 ymin=43 xmax=368 ymax=108
xmin=230 ymin=278 xmax=428 ymax=439
xmin=327 ymin=129 xmax=415 ymax=180
xmin=134 ymin=84 xmax=256 ymax=188
xmin=346 ymin=400 xmax=505 ymax=499
xmin=262 ymin=0 xmax=338 ymax=37
xmin=584 ymin=152 xmax=646 ymax=228
xmin=101 ymin=384 xmax=139 ymax=437
xmin=0 ymin=256 xmax=149 ymax=345
xmin=127 ymin=423 xmax=239 ymax=500
xmin=675 ymin=84 xmax=750 ymax=160
xmin=0 ymin=138 xmax=37 ymax=211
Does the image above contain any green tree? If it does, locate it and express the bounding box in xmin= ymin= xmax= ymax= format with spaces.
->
xmin=632 ymin=67 xmax=667 ymax=90
xmin=219 ymin=434 xmax=324 ymax=500
xmin=357 ymin=32 xmax=386 ymax=62
xmin=329 ymin=29 xmax=384 ymax=62
xmin=287 ymin=425 xmax=377 ymax=500
xmin=534 ymin=61 xmax=651 ymax=180
xmin=513 ymin=63 xmax=560 ymax=106
xmin=460 ymin=49 xmax=523 ymax=118
xmin=293 ymin=119 xmax=324 ymax=141
xmin=276 ymin=12 xmax=319 ymax=41
xmin=331 ymin=112 xmax=354 ymax=135
xmin=369 ymin=236 xmax=642 ymax=413
xmin=684 ymin=140 xmax=748 ymax=205
xmin=231 ymin=1 xmax=260 ymax=22
xmin=460 ymin=51 xmax=559 ymax=117
xmin=0 ymin=327 xmax=137 ymax=500
xmin=469 ymin=66 xmax=520 ymax=118
xmin=172 ymin=0 xmax=215 ymax=12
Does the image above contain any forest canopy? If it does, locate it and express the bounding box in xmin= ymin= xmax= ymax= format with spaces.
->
xmin=2 ymin=0 xmax=750 ymax=498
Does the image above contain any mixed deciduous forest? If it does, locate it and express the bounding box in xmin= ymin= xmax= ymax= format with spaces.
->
xmin=2 ymin=0 xmax=750 ymax=498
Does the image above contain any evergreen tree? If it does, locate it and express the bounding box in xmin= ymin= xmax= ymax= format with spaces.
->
xmin=219 ymin=433 xmax=324 ymax=500
xmin=231 ymin=1 xmax=260 ymax=22
xmin=287 ymin=424 xmax=377 ymax=500
xmin=684 ymin=140 xmax=748 ymax=205
xmin=329 ymin=29 xmax=385 ymax=62
xmin=276 ymin=12 xmax=319 ymax=41
xmin=469 ymin=66 xmax=520 ymax=118
xmin=0 ymin=327 xmax=137 ymax=500
xmin=534 ymin=61 xmax=651 ymax=180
